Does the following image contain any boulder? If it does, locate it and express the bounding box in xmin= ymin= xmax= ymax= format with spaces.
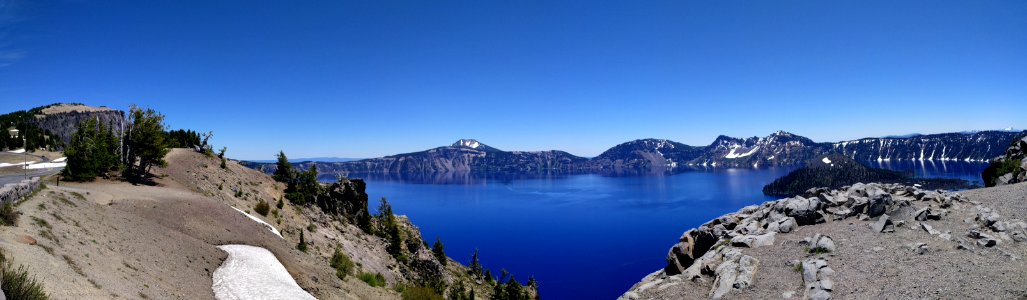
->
xmin=767 ymin=217 xmax=797 ymax=233
xmin=731 ymin=232 xmax=776 ymax=248
xmin=665 ymin=228 xmax=718 ymax=275
xmin=920 ymin=222 xmax=941 ymax=235
xmin=807 ymin=234 xmax=836 ymax=253
xmin=708 ymin=250 xmax=759 ymax=299
xmin=872 ymin=214 xmax=894 ymax=233
xmin=915 ymin=207 xmax=942 ymax=221
xmin=781 ymin=197 xmax=822 ymax=225
xmin=910 ymin=242 xmax=928 ymax=254
xmin=866 ymin=189 xmax=892 ymax=217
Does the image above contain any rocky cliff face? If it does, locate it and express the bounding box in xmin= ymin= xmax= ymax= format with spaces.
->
xmin=832 ymin=131 xmax=1018 ymax=163
xmin=622 ymin=182 xmax=1027 ymax=299
xmin=982 ymin=135 xmax=1027 ymax=187
xmin=29 ymin=104 xmax=125 ymax=149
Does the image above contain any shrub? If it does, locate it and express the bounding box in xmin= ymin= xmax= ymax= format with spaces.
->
xmin=431 ymin=237 xmax=447 ymax=266
xmin=253 ymin=201 xmax=270 ymax=216
xmin=1 ymin=250 xmax=50 ymax=299
xmin=358 ymin=272 xmax=386 ymax=287
xmin=983 ymin=159 xmax=1023 ymax=187
xmin=401 ymin=286 xmax=444 ymax=300
xmin=296 ymin=231 xmax=308 ymax=252
xmin=329 ymin=247 xmax=354 ymax=280
xmin=276 ymin=198 xmax=284 ymax=209
xmin=0 ymin=203 xmax=18 ymax=226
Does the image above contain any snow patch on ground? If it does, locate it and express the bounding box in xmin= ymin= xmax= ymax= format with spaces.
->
xmin=7 ymin=149 xmax=25 ymax=154
xmin=230 ymin=207 xmax=283 ymax=239
xmin=52 ymin=157 xmax=67 ymax=162
xmin=24 ymin=162 xmax=66 ymax=169
xmin=212 ymin=245 xmax=316 ymax=300
xmin=822 ymin=157 xmax=832 ymax=164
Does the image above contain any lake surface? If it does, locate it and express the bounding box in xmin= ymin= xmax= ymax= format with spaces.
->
xmin=338 ymin=161 xmax=987 ymax=299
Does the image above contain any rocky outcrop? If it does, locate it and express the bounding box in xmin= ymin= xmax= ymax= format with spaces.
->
xmin=29 ymin=104 xmax=125 ymax=149
xmin=621 ymin=182 xmax=1027 ymax=299
xmin=0 ymin=176 xmax=40 ymax=204
xmin=982 ymin=135 xmax=1027 ymax=187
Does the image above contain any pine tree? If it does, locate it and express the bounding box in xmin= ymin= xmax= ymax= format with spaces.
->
xmin=297 ymin=230 xmax=308 ymax=252
xmin=432 ymin=237 xmax=447 ymax=266
xmin=273 ymin=150 xmax=293 ymax=183
xmin=123 ymin=105 xmax=169 ymax=181
xmin=470 ymin=249 xmax=483 ymax=278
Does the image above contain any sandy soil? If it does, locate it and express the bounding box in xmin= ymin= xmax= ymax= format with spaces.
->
xmin=0 ymin=148 xmax=399 ymax=299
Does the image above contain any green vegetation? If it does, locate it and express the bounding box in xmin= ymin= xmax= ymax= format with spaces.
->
xmin=1 ymin=203 xmax=18 ymax=226
xmin=432 ymin=237 xmax=447 ymax=266
xmin=62 ymin=117 xmax=121 ymax=181
xmin=219 ymin=147 xmax=228 ymax=169
xmin=0 ymin=104 xmax=63 ymax=151
xmin=0 ymin=250 xmax=50 ymax=300
xmin=358 ymin=272 xmax=386 ymax=287
xmin=983 ymin=158 xmax=1022 ymax=187
xmin=401 ymin=286 xmax=444 ymax=300
xmin=272 ymin=151 xmax=293 ymax=183
xmin=166 ymin=129 xmax=201 ymax=149
xmin=296 ymin=230 xmax=308 ymax=252
xmin=253 ymin=200 xmax=270 ymax=216
xmin=123 ymin=105 xmax=171 ymax=181
xmin=329 ymin=247 xmax=355 ymax=280
xmin=276 ymin=197 xmax=284 ymax=209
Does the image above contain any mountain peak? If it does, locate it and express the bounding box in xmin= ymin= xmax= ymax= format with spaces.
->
xmin=452 ymin=139 xmax=484 ymax=149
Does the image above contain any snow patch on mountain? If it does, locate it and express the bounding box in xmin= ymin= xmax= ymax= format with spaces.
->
xmin=231 ymin=207 xmax=283 ymax=239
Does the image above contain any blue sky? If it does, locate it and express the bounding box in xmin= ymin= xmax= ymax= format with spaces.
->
xmin=1 ymin=0 xmax=1025 ymax=160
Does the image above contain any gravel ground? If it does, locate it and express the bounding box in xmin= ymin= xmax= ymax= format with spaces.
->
xmin=627 ymin=182 xmax=1027 ymax=300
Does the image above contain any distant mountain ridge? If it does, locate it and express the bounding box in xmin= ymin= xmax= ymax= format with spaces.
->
xmin=242 ymin=131 xmax=1025 ymax=176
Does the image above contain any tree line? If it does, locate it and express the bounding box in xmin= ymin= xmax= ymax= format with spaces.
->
xmin=62 ymin=105 xmax=213 ymax=182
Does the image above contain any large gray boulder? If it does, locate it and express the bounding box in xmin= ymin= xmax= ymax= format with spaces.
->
xmin=708 ymin=250 xmax=759 ymax=299
xmin=665 ymin=228 xmax=718 ymax=275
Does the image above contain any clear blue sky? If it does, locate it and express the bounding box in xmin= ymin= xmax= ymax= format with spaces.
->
xmin=1 ymin=0 xmax=1025 ymax=160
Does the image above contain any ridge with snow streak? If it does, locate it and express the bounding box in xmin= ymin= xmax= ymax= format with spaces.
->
xmin=242 ymin=131 xmax=1025 ymax=175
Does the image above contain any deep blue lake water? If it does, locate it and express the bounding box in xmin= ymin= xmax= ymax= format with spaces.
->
xmin=339 ymin=161 xmax=988 ymax=299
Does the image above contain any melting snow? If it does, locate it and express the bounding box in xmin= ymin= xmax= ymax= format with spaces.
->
xmin=822 ymin=157 xmax=832 ymax=164
xmin=53 ymin=157 xmax=67 ymax=162
xmin=231 ymin=207 xmax=283 ymax=239
xmin=7 ymin=149 xmax=25 ymax=154
xmin=212 ymin=245 xmax=316 ymax=300
xmin=457 ymin=139 xmax=481 ymax=149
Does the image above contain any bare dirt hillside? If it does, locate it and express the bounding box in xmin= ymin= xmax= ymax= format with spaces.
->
xmin=0 ymin=149 xmax=400 ymax=299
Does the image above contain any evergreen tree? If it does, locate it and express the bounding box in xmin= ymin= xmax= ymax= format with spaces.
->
xmin=432 ymin=237 xmax=447 ymax=266
xmin=273 ymin=151 xmax=293 ymax=183
xmin=63 ymin=118 xmax=121 ymax=181
xmin=297 ymin=230 xmax=308 ymax=252
xmin=470 ymin=249 xmax=483 ymax=278
xmin=123 ymin=105 xmax=170 ymax=181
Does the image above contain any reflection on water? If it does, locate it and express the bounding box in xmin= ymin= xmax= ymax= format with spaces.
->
xmin=866 ymin=160 xmax=988 ymax=184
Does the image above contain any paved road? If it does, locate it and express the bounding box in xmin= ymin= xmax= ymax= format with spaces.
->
xmin=0 ymin=167 xmax=61 ymax=186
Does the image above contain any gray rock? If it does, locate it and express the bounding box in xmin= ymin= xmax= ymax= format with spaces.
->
xmin=866 ymin=188 xmax=892 ymax=217
xmin=731 ymin=232 xmax=776 ymax=248
xmin=920 ymin=222 xmax=940 ymax=235
xmin=915 ymin=207 xmax=942 ymax=221
xmin=709 ymin=253 xmax=760 ymax=299
xmin=872 ymin=214 xmax=894 ymax=233
xmin=808 ymin=234 xmax=836 ymax=253
xmin=910 ymin=242 xmax=928 ymax=254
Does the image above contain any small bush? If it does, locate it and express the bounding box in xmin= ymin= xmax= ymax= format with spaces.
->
xmin=296 ymin=231 xmax=308 ymax=252
xmin=330 ymin=248 xmax=354 ymax=280
xmin=276 ymin=198 xmax=284 ymax=209
xmin=253 ymin=201 xmax=270 ymax=216
xmin=358 ymin=272 xmax=386 ymax=287
xmin=0 ymin=203 xmax=18 ymax=226
xmin=401 ymin=286 xmax=444 ymax=300
xmin=1 ymin=251 xmax=50 ymax=299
